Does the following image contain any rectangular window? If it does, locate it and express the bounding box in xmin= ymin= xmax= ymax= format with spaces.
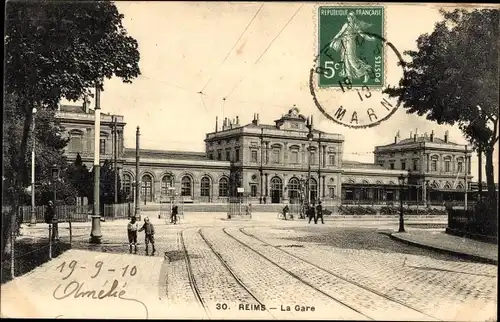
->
xmin=311 ymin=151 xmax=317 ymax=165
xmin=291 ymin=150 xmax=299 ymax=164
xmin=217 ymin=150 xmax=222 ymax=161
xmin=251 ymin=150 xmax=258 ymax=162
xmin=328 ymin=186 xmax=335 ymax=198
xmin=99 ymin=138 xmax=106 ymax=155
xmin=431 ymin=160 xmax=437 ymax=171
xmin=390 ymin=163 xmax=395 ymax=170
xmin=226 ymin=150 xmax=231 ymax=161
xmin=413 ymin=159 xmax=418 ymax=171
xmin=445 ymin=160 xmax=451 ymax=172
xmin=71 ymin=136 xmax=83 ymax=153
xmin=401 ymin=162 xmax=406 ymax=170
xmin=272 ymin=149 xmax=280 ymax=163
xmin=458 ymin=162 xmax=463 ymax=172
xmin=250 ymin=184 xmax=258 ymax=197
xmin=328 ymin=153 xmax=336 ymax=166
xmin=235 ymin=149 xmax=240 ymax=162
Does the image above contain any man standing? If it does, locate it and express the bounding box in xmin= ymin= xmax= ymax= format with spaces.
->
xmin=307 ymin=203 xmax=316 ymax=224
xmin=139 ymin=217 xmax=156 ymax=253
xmin=316 ymin=201 xmax=324 ymax=224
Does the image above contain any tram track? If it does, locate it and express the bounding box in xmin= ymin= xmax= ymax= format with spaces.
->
xmin=237 ymin=227 xmax=441 ymax=321
xmin=179 ymin=230 xmax=211 ymax=319
xmin=198 ymin=228 xmax=276 ymax=319
xmin=221 ymin=228 xmax=374 ymax=320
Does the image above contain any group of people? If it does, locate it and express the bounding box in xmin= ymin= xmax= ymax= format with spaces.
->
xmin=282 ymin=201 xmax=324 ymax=224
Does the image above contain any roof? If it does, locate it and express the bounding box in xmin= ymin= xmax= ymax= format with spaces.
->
xmin=342 ymin=160 xmax=385 ymax=170
xmin=60 ymin=105 xmax=85 ymax=113
xmin=378 ymin=136 xmax=459 ymax=148
xmin=123 ymin=148 xmax=210 ymax=161
xmin=243 ymin=122 xmax=328 ymax=135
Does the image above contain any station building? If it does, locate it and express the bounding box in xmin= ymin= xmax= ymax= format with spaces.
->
xmin=56 ymin=103 xmax=472 ymax=206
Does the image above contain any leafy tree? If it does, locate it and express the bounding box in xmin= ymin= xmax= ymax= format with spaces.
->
xmin=4 ymin=1 xmax=141 ymax=256
xmin=384 ymin=8 xmax=499 ymax=207
xmin=66 ymin=153 xmax=92 ymax=202
xmin=88 ymin=159 xmax=125 ymax=210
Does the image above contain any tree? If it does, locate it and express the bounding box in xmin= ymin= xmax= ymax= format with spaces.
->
xmin=384 ymin=8 xmax=499 ymax=207
xmin=4 ymin=1 xmax=141 ymax=256
xmin=88 ymin=160 xmax=124 ymax=209
xmin=66 ymin=153 xmax=92 ymax=203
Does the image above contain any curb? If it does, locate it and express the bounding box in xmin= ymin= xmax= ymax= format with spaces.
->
xmin=389 ymin=233 xmax=498 ymax=265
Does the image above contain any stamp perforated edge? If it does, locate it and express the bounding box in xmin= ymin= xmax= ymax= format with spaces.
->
xmin=311 ymin=2 xmax=388 ymax=93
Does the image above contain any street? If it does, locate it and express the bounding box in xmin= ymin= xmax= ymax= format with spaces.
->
xmin=1 ymin=213 xmax=497 ymax=320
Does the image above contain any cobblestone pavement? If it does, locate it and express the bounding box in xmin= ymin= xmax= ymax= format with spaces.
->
xmin=2 ymin=214 xmax=497 ymax=320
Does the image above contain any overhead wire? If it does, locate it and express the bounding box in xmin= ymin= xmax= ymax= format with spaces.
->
xmin=224 ymin=3 xmax=304 ymax=101
xmin=199 ymin=4 xmax=265 ymax=93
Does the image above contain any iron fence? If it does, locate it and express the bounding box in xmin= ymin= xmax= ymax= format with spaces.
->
xmin=18 ymin=205 xmax=92 ymax=223
xmin=227 ymin=196 xmax=250 ymax=218
xmin=103 ymin=203 xmax=134 ymax=220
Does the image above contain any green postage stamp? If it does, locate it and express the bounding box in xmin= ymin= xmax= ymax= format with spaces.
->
xmin=317 ymin=6 xmax=385 ymax=88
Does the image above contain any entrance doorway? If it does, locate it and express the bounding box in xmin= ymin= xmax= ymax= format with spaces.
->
xmin=270 ymin=177 xmax=282 ymax=204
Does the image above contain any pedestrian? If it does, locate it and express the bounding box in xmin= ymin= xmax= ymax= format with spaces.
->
xmin=46 ymin=201 xmax=59 ymax=241
xmin=316 ymin=201 xmax=324 ymax=224
xmin=246 ymin=203 xmax=252 ymax=217
xmin=127 ymin=216 xmax=138 ymax=253
xmin=171 ymin=205 xmax=178 ymax=224
xmin=307 ymin=203 xmax=316 ymax=224
xmin=139 ymin=217 xmax=156 ymax=253
xmin=282 ymin=204 xmax=290 ymax=220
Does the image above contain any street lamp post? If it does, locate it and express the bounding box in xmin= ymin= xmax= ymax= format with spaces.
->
xmin=306 ymin=116 xmax=314 ymax=205
xmin=398 ymin=174 xmax=406 ymax=233
xmin=90 ymin=84 xmax=102 ymax=244
xmin=30 ymin=107 xmax=38 ymax=226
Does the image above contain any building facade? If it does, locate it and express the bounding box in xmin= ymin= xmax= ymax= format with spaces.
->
xmin=56 ymin=104 xmax=472 ymax=205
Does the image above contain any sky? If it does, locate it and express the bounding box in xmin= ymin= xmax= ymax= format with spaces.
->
xmin=61 ymin=2 xmax=498 ymax=182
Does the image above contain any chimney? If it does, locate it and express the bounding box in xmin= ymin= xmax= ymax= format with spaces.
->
xmin=236 ymin=116 xmax=239 ymax=125
xmin=410 ymin=131 xmax=413 ymax=139
xmin=215 ymin=116 xmax=218 ymax=133
xmin=444 ymin=130 xmax=449 ymax=143
xmin=83 ymin=96 xmax=90 ymax=113
xmin=413 ymin=134 xmax=417 ymax=142
xmin=256 ymin=113 xmax=260 ymax=126
xmin=252 ymin=113 xmax=257 ymax=125
xmin=394 ymin=130 xmax=400 ymax=144
xmin=424 ymin=132 xmax=428 ymax=138
xmin=430 ymin=130 xmax=434 ymax=142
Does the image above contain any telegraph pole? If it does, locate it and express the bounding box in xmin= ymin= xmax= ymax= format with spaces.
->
xmin=113 ymin=116 xmax=118 ymax=204
xmin=135 ymin=126 xmax=140 ymax=219
xmin=90 ymin=83 xmax=102 ymax=244
xmin=464 ymin=145 xmax=468 ymax=210
xmin=478 ymin=148 xmax=482 ymax=201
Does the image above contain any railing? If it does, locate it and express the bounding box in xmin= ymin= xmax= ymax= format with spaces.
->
xmin=18 ymin=205 xmax=92 ymax=223
xmin=103 ymin=203 xmax=134 ymax=220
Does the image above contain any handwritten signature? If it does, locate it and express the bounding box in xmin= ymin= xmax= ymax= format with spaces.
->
xmin=52 ymin=279 xmax=149 ymax=319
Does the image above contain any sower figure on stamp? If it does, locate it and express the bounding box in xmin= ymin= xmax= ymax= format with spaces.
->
xmin=315 ymin=201 xmax=324 ymax=224
xmin=127 ymin=216 xmax=138 ymax=253
xmin=139 ymin=217 xmax=156 ymax=254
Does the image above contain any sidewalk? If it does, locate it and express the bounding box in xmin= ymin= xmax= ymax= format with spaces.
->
xmin=390 ymin=229 xmax=498 ymax=265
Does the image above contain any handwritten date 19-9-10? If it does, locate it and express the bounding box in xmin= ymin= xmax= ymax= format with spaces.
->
xmin=56 ymin=260 xmax=138 ymax=280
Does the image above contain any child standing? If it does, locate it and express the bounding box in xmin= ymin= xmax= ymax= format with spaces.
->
xmin=127 ymin=216 xmax=138 ymax=252
xmin=139 ymin=217 xmax=156 ymax=253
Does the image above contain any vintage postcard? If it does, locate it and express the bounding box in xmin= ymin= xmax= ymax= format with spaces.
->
xmin=2 ymin=1 xmax=498 ymax=320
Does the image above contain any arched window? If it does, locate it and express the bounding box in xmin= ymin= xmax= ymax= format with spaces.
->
xmin=219 ymin=177 xmax=229 ymax=197
xmin=431 ymin=181 xmax=439 ymax=189
xmin=270 ymin=176 xmax=283 ymax=203
xmin=456 ymin=182 xmax=464 ymax=190
xmin=141 ymin=174 xmax=153 ymax=202
xmin=444 ymin=156 xmax=452 ymax=172
xmin=200 ymin=177 xmax=210 ymax=197
xmin=430 ymin=155 xmax=439 ymax=171
xmin=288 ymin=177 xmax=300 ymax=200
xmin=181 ymin=176 xmax=192 ymax=197
xmin=443 ymin=182 xmax=452 ymax=190
xmin=457 ymin=157 xmax=464 ymax=173
xmin=161 ymin=174 xmax=174 ymax=196
xmin=123 ymin=174 xmax=132 ymax=197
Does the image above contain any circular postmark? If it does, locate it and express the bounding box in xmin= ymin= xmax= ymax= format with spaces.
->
xmin=310 ymin=27 xmax=407 ymax=129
